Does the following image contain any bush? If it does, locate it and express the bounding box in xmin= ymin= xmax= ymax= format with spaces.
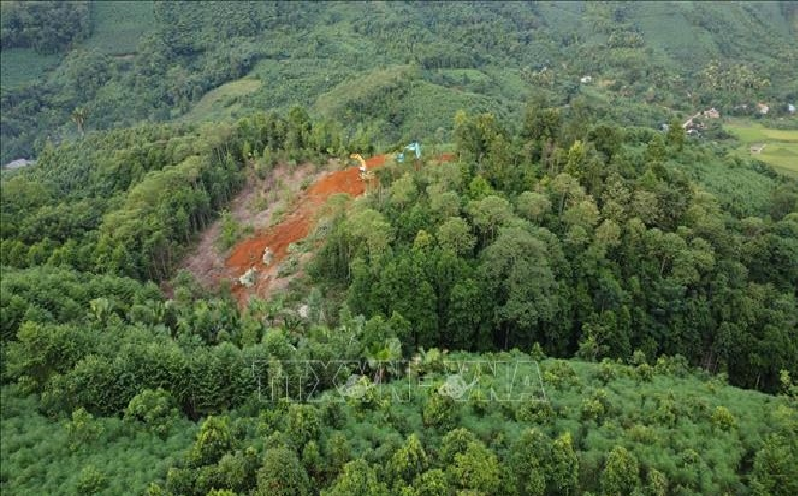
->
xmin=125 ymin=388 xmax=179 ymax=438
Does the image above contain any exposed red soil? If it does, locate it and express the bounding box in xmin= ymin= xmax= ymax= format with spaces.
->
xmin=191 ymin=153 xmax=457 ymax=307
xmin=225 ymin=154 xmax=387 ymax=306
xmin=179 ymin=164 xmax=317 ymax=290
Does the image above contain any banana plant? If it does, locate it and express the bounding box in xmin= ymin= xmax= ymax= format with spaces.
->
xmin=365 ymin=337 xmax=402 ymax=384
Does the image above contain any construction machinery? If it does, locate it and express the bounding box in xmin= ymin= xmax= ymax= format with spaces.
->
xmin=350 ymin=153 xmax=373 ymax=181
xmin=395 ymin=142 xmax=421 ymax=164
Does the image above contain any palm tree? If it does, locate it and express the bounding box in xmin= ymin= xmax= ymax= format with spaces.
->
xmin=89 ymin=297 xmax=110 ymax=324
xmin=71 ymin=107 xmax=87 ymax=137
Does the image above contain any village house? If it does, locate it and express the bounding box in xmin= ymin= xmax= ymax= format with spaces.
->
xmin=750 ymin=143 xmax=766 ymax=154
xmin=580 ymin=75 xmax=592 ymax=84
xmin=701 ymin=107 xmax=720 ymax=119
xmin=757 ymin=103 xmax=769 ymax=115
xmin=789 ymin=103 xmax=795 ymax=115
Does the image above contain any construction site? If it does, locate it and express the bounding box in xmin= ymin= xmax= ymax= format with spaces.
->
xmin=181 ymin=146 xmax=453 ymax=307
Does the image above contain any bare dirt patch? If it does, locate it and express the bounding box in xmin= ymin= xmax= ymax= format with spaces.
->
xmin=182 ymin=153 xmax=453 ymax=308
xmin=180 ymin=162 xmax=320 ymax=290
xmin=225 ymin=155 xmax=386 ymax=306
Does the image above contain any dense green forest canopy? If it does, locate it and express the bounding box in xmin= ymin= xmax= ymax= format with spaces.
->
xmin=1 ymin=2 xmax=797 ymax=496
xmin=2 ymin=101 xmax=796 ymax=495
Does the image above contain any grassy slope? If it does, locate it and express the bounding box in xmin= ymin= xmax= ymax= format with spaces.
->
xmin=3 ymin=1 xmax=797 ymax=159
xmin=0 ymin=49 xmax=61 ymax=92
xmin=0 ymin=1 xmax=153 ymax=91
xmin=180 ymin=78 xmax=262 ymax=123
xmin=84 ymin=0 xmax=155 ymax=55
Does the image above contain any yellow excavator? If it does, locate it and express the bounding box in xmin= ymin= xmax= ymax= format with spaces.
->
xmin=350 ymin=153 xmax=373 ymax=181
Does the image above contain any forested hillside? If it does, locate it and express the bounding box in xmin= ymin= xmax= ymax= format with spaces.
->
xmin=1 ymin=2 xmax=797 ymax=496
xmin=2 ymin=1 xmax=797 ymax=164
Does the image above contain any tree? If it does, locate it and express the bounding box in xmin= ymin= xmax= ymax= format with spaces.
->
xmin=588 ymin=125 xmax=623 ymax=162
xmin=439 ymin=428 xmax=479 ymax=466
xmin=751 ymin=434 xmax=798 ymax=496
xmin=344 ymin=207 xmax=395 ymax=264
xmin=631 ymin=190 xmax=660 ymax=226
xmin=516 ymin=191 xmax=552 ymax=223
xmin=510 ymin=429 xmax=548 ymax=495
xmin=322 ymin=459 xmax=389 ymax=496
xmin=66 ymin=407 xmax=103 ymax=451
xmin=447 ymin=440 xmax=501 ymax=494
xmin=389 ymin=434 xmax=429 ymax=486
xmin=711 ymin=405 xmax=736 ymax=432
xmin=436 ymin=217 xmax=475 ymax=256
xmin=550 ymin=433 xmax=579 ymax=495
xmin=601 ymin=446 xmax=640 ymax=496
xmin=563 ymin=198 xmax=600 ymax=232
xmin=412 ymin=469 xmax=448 ymax=496
xmin=257 ymin=446 xmax=310 ymax=496
xmin=325 ymin=432 xmax=351 ymax=479
xmin=551 ymin=173 xmax=582 ymax=219
xmin=189 ymin=416 xmax=233 ymax=467
xmin=665 ymin=118 xmax=685 ymax=151
xmin=467 ymin=195 xmax=513 ymax=244
xmin=286 ymin=403 xmax=321 ymax=448
xmin=124 ymin=388 xmax=179 ymax=438
xmin=391 ymin=172 xmax=417 ymax=210
xmin=510 ymin=428 xmax=578 ymax=496
xmin=564 ymin=140 xmax=587 ymax=179
xmin=76 ymin=465 xmax=108 ymax=494
xmin=647 ymin=469 xmax=668 ymax=496
xmin=644 ymin=134 xmax=666 ymax=164
xmin=422 ymin=391 xmax=459 ymax=430
xmin=479 ymin=225 xmax=557 ymax=349
xmin=71 ymin=107 xmax=88 ymax=137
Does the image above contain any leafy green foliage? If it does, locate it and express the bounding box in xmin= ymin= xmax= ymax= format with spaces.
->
xmin=1 ymin=5 xmax=797 ymax=496
xmin=0 ymin=1 xmax=90 ymax=54
xmin=313 ymin=106 xmax=797 ymax=393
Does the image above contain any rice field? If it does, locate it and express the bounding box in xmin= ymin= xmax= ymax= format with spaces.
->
xmin=725 ymin=118 xmax=798 ymax=176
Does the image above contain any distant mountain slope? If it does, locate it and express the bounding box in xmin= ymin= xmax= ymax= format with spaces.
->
xmin=2 ymin=1 xmax=796 ymax=164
